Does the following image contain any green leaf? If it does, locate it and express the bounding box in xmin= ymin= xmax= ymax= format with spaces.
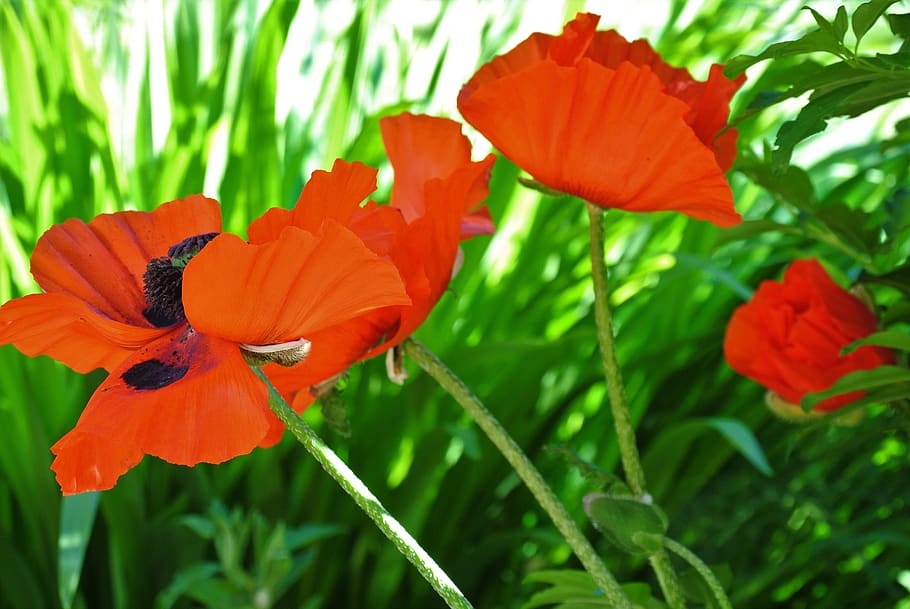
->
xmin=724 ymin=28 xmax=846 ymax=76
xmin=58 ymin=492 xmax=100 ymax=609
xmin=545 ymin=443 xmax=622 ymax=490
xmin=697 ymin=418 xmax=773 ymax=476
xmin=772 ymin=83 xmax=868 ymax=170
xmin=801 ymin=366 xmax=910 ymax=411
xmin=522 ymin=571 xmax=665 ymax=609
xmin=812 ymin=202 xmax=879 ymax=253
xmin=736 ymin=158 xmax=818 ymax=210
xmin=852 ymin=0 xmax=904 ymax=43
xmin=842 ymin=331 xmax=910 ymax=354
xmin=888 ymin=12 xmax=910 ymax=40
xmin=522 ymin=570 xmax=603 ymax=609
xmin=583 ymin=493 xmax=668 ymax=555
xmin=862 ymin=266 xmax=910 ymax=294
xmin=155 ymin=563 xmax=223 ymax=609
xmin=805 ymin=7 xmax=847 ymax=44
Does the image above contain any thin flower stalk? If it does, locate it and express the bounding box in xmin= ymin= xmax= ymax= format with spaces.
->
xmin=402 ymin=338 xmax=633 ymax=609
xmin=586 ymin=203 xmax=686 ymax=609
xmin=663 ymin=537 xmax=732 ymax=609
xmin=254 ymin=368 xmax=474 ymax=609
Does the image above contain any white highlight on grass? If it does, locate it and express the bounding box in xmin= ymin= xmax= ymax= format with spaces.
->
xmin=314 ymin=432 xmax=465 ymax=595
xmin=145 ymin=0 xmax=171 ymax=154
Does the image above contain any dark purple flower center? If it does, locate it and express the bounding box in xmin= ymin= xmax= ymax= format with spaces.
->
xmin=142 ymin=232 xmax=219 ymax=328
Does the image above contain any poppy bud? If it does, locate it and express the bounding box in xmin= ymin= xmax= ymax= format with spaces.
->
xmin=724 ymin=259 xmax=894 ymax=413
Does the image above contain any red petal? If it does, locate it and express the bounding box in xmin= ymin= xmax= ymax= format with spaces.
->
xmin=247 ymin=160 xmax=378 ymax=244
xmin=183 ymin=221 xmax=411 ymax=345
xmin=50 ymin=326 xmax=269 ymax=494
xmin=31 ymin=195 xmax=222 ymax=326
xmin=348 ymin=202 xmax=408 ymax=256
xmin=548 ymin=12 xmax=599 ymax=65
xmin=0 ymin=293 xmax=170 ymax=373
xmin=585 ymin=29 xmax=692 ymax=83
xmin=459 ymin=59 xmax=740 ymax=227
xmin=670 ymin=65 xmax=746 ymax=171
xmin=380 ymin=113 xmax=476 ymax=221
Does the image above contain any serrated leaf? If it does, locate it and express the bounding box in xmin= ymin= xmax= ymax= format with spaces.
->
xmin=801 ymin=366 xmax=910 ymax=411
xmin=724 ymin=28 xmax=847 ymax=76
xmin=583 ymin=493 xmax=668 ymax=555
xmin=853 ymin=0 xmax=903 ymax=43
xmin=805 ymin=7 xmax=847 ymax=44
xmin=842 ymin=330 xmax=910 ymax=354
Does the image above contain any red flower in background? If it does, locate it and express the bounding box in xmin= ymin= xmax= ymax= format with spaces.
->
xmin=724 ymin=259 xmax=894 ymax=412
xmin=246 ymin=113 xmax=496 ymax=425
xmin=0 ymin=197 xmax=409 ymax=494
xmin=458 ymin=12 xmax=744 ymax=227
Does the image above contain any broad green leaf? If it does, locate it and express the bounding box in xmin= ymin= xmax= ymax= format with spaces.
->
xmin=583 ymin=493 xmax=668 ymax=555
xmin=852 ymin=0 xmax=904 ymax=43
xmin=58 ymin=492 xmax=100 ymax=609
xmin=801 ymin=366 xmax=910 ymax=411
xmin=888 ymin=11 xmax=910 ymax=39
xmin=842 ymin=331 xmax=910 ymax=354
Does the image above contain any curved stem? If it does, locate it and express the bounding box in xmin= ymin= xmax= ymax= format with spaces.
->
xmin=254 ymin=369 xmax=473 ymax=609
xmin=663 ymin=538 xmax=732 ymax=609
xmin=585 ymin=203 xmax=686 ymax=609
xmin=402 ymin=339 xmax=632 ymax=609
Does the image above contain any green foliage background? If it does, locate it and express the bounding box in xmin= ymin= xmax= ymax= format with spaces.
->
xmin=1 ymin=0 xmax=909 ymax=608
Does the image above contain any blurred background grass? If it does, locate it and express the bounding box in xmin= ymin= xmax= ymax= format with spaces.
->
xmin=1 ymin=0 xmax=910 ymax=608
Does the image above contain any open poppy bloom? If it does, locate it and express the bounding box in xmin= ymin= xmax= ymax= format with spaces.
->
xmin=458 ymin=12 xmax=743 ymax=227
xmin=724 ymin=259 xmax=894 ymax=413
xmin=246 ymin=113 xmax=496 ymax=422
xmin=0 ymin=196 xmax=410 ymax=494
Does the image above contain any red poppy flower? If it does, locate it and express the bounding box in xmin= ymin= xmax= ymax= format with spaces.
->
xmin=724 ymin=259 xmax=894 ymax=412
xmin=0 ymin=196 xmax=410 ymax=494
xmin=457 ymin=12 xmax=744 ymax=227
xmin=246 ymin=113 xmax=496 ymax=422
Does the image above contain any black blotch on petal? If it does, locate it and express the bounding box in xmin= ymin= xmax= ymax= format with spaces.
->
xmin=122 ymin=358 xmax=189 ymax=391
